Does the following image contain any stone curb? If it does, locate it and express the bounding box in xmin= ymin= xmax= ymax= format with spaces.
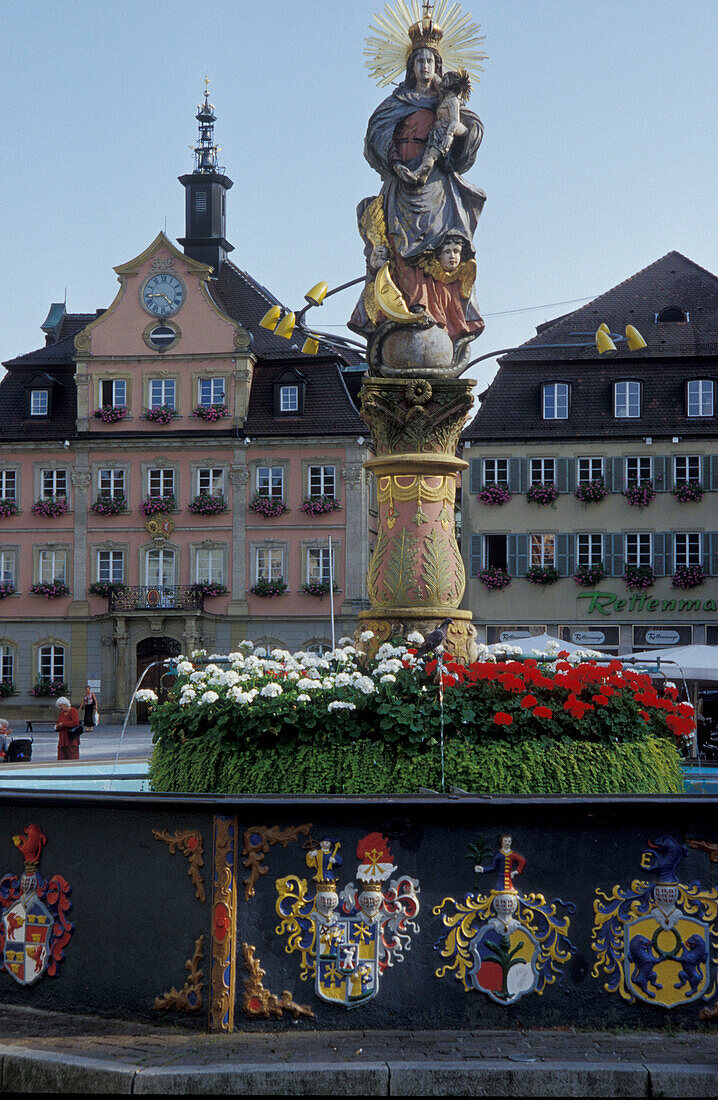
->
xmin=0 ymin=1048 xmax=717 ymax=1096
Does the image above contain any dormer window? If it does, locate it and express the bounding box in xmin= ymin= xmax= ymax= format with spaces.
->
xmin=614 ymin=380 xmax=641 ymax=418
xmin=30 ymin=390 xmax=49 ymax=416
xmin=686 ymin=379 xmax=714 ymax=417
xmin=273 ymin=369 xmax=307 ymax=417
xmin=542 ymin=382 xmax=569 ymax=419
xmin=656 ymin=307 xmax=688 ymax=323
xmin=280 ymin=385 xmax=298 ymax=413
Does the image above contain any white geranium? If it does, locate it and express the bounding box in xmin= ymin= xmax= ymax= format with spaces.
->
xmin=359 ymin=630 xmax=374 ymax=642
xmin=338 ymin=637 xmax=354 ymax=647
xmin=407 ymin=630 xmax=424 ymax=645
xmin=199 ymin=690 xmax=220 ymax=705
xmin=354 ymin=676 xmax=376 ymax=695
xmin=328 ymin=700 xmax=356 ymax=711
xmin=229 ymin=687 xmax=258 ymax=704
xmin=334 ymin=672 xmax=352 ymax=688
xmin=296 ymin=694 xmax=311 ymax=703
xmin=296 ymin=677 xmax=323 ymax=691
xmin=189 ymin=671 xmax=206 ymax=683
xmin=190 ymin=649 xmax=206 ymax=659
xmin=377 ymin=658 xmax=402 ymax=674
xmin=260 ymin=683 xmax=283 ymax=698
xmin=380 ymin=674 xmax=396 ymax=684
xmin=135 ymin=688 xmax=158 ymax=703
xmin=176 ymin=661 xmax=194 ymax=674
xmin=223 ymin=670 xmax=241 ymax=687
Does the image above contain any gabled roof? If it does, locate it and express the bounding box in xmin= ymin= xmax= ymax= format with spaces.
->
xmin=465 ymin=251 xmax=718 ymax=442
xmin=211 ymin=261 xmax=364 ymax=367
xmin=245 ymin=359 xmax=365 ymax=437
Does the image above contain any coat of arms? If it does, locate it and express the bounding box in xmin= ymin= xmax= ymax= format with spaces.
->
xmin=275 ymin=832 xmax=420 ymax=1009
xmin=0 ymin=825 xmax=73 ymax=986
xmin=592 ymin=835 xmax=718 ymax=1009
xmin=434 ymin=834 xmax=575 ymax=1004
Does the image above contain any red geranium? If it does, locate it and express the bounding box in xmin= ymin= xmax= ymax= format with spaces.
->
xmin=493 ymin=711 xmax=513 ymax=726
xmin=520 ymin=694 xmax=538 ymax=709
xmin=533 ymin=705 xmax=553 ymax=720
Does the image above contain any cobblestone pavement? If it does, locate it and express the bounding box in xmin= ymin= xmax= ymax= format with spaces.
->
xmin=0 ymin=1005 xmax=716 ymax=1093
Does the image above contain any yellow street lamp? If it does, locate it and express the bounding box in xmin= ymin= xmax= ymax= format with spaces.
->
xmin=259 ymin=305 xmax=282 ymax=330
xmin=273 ymin=312 xmax=297 ymax=340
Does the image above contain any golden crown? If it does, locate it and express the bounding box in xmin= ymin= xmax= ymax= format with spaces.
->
xmin=408 ymin=9 xmax=444 ymax=53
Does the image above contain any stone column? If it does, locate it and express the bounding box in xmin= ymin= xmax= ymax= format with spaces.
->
xmin=70 ymin=465 xmax=91 ymax=615
xmin=228 ymin=457 xmax=249 ymax=617
xmin=358 ymin=376 xmax=477 ymax=662
xmin=341 ymin=452 xmax=369 ymax=615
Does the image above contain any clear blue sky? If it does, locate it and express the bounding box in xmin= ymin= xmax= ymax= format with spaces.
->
xmin=2 ymin=1 xmax=717 ymax=390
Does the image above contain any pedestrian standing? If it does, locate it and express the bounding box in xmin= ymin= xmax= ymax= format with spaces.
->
xmin=82 ymin=685 xmax=98 ymax=732
xmin=54 ymin=697 xmax=82 ymax=761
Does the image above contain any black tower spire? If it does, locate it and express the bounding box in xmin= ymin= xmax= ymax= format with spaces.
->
xmin=178 ymin=78 xmax=234 ymax=274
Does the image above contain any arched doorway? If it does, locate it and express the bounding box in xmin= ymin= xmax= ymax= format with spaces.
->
xmin=135 ymin=637 xmax=181 ymax=722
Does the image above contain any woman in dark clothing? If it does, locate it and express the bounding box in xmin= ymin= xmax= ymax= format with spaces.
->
xmin=82 ymin=685 xmax=98 ymax=732
xmin=55 ymin=697 xmax=81 ymax=761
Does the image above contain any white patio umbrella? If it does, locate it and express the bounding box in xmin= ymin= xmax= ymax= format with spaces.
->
xmin=620 ymin=645 xmax=718 ymax=682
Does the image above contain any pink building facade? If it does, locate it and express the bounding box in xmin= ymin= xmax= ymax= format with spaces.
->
xmin=0 ymin=101 xmax=370 ymax=720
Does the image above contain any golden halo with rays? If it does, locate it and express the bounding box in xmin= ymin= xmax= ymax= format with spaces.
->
xmin=364 ymin=0 xmax=488 ymax=88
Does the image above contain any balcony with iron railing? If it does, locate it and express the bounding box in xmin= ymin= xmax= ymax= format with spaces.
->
xmin=109 ymin=586 xmax=204 ymax=612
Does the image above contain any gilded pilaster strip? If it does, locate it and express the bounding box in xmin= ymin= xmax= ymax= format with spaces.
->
xmin=209 ymin=814 xmax=238 ymax=1033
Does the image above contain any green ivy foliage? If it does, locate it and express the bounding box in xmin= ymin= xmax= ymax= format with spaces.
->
xmin=149 ymin=734 xmax=683 ymax=796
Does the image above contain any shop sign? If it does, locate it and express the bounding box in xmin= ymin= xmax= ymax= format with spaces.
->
xmin=571 ymin=631 xmax=606 ymax=646
xmin=633 ymin=625 xmax=692 ymax=649
xmin=486 ymin=627 xmax=545 ymax=645
xmin=577 ymin=590 xmax=717 ymax=617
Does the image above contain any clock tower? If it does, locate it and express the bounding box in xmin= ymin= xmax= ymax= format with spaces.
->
xmin=178 ymin=81 xmax=234 ymax=275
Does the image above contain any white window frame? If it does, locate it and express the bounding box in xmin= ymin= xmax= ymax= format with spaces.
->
xmin=673 ymin=455 xmax=701 ymax=485
xmin=308 ymin=465 xmax=336 ymax=498
xmin=0 ymin=551 xmax=15 ymax=586
xmin=149 ymin=379 xmax=176 ymax=409
xmin=256 ymin=466 xmax=284 ymax=499
xmin=100 ymin=379 xmax=127 ymax=407
xmin=673 ymin=532 xmax=702 ymax=568
xmin=197 ymin=468 xmax=224 ymax=497
xmin=0 ymin=471 xmax=16 ymax=500
xmin=483 ymin=458 xmax=509 ymax=486
xmin=624 ymin=533 xmax=652 ymax=568
xmin=687 ymin=380 xmax=714 ymax=418
xmin=306 ymin=546 xmax=334 ymax=585
xmin=625 ymin=456 xmax=653 ymax=487
xmin=38 ymin=644 xmax=65 ymax=682
xmin=145 ymin=547 xmax=176 ymax=588
xmin=577 ymin=457 xmax=604 ymax=483
xmin=542 ymin=383 xmax=569 ymax=420
xmin=279 ymin=385 xmax=299 ymax=413
xmin=198 ymin=378 xmax=225 ymax=406
xmin=38 ymin=550 xmax=66 ymax=583
xmin=98 ymin=469 xmax=125 ymax=499
xmin=530 ymin=534 xmax=555 ymax=567
xmin=30 ymin=390 xmax=49 ymax=416
xmin=614 ymin=381 xmax=641 ymax=418
xmin=195 ymin=548 xmax=224 ymax=584
xmin=576 ymin=533 xmax=603 ymax=566
xmin=0 ymin=644 xmax=15 ymax=684
xmin=147 ymin=469 xmax=175 ymax=498
xmin=530 ymin=458 xmax=556 ymax=485
xmin=255 ymin=547 xmax=284 ymax=583
xmin=97 ymin=549 xmax=124 ymax=584
xmin=41 ymin=469 xmax=67 ymax=498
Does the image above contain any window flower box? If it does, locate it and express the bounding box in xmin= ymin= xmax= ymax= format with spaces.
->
xmin=0 ymin=500 xmax=19 ymax=518
xmin=0 ymin=583 xmax=16 ymax=599
xmin=301 ymin=581 xmax=336 ymax=597
xmin=93 ymin=405 xmax=129 ymax=424
xmin=0 ymin=682 xmax=16 ymax=698
xmin=573 ymin=563 xmax=607 ymax=587
xmin=30 ymin=678 xmax=68 ymax=698
xmin=623 ymin=480 xmax=656 ymax=508
xmin=91 ymin=494 xmax=128 ymax=516
xmin=672 ymin=564 xmax=705 ymax=590
xmin=525 ymin=565 xmax=560 ymax=586
xmin=89 ymin=581 xmax=127 ymax=599
xmin=187 ymin=493 xmax=228 ymax=516
xmin=249 ymin=578 xmax=287 ymax=598
xmin=140 ymin=495 xmax=176 ymax=516
xmin=31 ymin=497 xmax=69 ymax=518
xmin=30 ymin=579 xmax=71 ymax=599
xmin=193 ymin=404 xmax=228 ymax=422
xmin=144 ymin=405 xmax=179 ymax=425
xmin=248 ymin=494 xmax=288 ymax=518
xmin=672 ymin=481 xmax=704 ymax=503
xmin=526 ymin=483 xmax=558 ymax=506
xmin=300 ymin=496 xmax=342 ymax=516
xmin=574 ymin=477 xmax=608 ymax=504
xmin=190 ymin=582 xmax=229 ymax=599
xmin=478 ymin=483 xmax=512 ymax=506
xmin=478 ymin=566 xmax=511 ymax=591
xmin=623 ymin=564 xmax=655 ymax=590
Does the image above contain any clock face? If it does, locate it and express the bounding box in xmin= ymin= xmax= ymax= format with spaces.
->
xmin=141 ymin=274 xmax=185 ymax=317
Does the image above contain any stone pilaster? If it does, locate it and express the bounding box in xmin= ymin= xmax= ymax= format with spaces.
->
xmin=228 ymin=457 xmax=249 ymax=615
xmin=358 ymin=377 xmax=477 ymax=662
xmin=341 ymin=450 xmax=369 ymax=615
xmin=70 ymin=464 xmax=91 ymax=616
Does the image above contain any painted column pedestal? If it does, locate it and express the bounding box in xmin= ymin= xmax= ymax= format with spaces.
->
xmin=358 ymin=377 xmax=477 ymax=663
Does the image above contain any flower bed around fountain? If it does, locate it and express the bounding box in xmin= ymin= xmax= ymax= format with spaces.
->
xmin=147 ymin=637 xmax=687 ymax=796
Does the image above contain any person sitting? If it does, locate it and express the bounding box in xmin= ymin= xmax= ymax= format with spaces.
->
xmin=54 ymin=697 xmax=82 ymax=761
xmin=0 ymin=719 xmax=11 ymax=761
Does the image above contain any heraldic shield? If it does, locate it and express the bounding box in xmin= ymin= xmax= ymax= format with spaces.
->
xmin=593 ymin=836 xmax=718 ymax=1009
xmin=0 ymin=825 xmax=74 ymax=986
xmin=276 ymin=832 xmax=420 ymax=1010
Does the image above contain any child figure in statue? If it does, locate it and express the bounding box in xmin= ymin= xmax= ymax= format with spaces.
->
xmin=395 ymin=70 xmax=471 ymax=187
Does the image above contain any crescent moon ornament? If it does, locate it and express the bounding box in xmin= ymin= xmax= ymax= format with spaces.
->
xmin=373 ymin=263 xmax=427 ymax=323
